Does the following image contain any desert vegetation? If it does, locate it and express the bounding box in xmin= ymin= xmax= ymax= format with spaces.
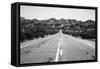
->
xmin=20 ymin=17 xmax=96 ymax=42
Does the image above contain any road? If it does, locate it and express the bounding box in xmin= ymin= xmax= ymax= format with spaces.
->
xmin=20 ymin=30 xmax=95 ymax=64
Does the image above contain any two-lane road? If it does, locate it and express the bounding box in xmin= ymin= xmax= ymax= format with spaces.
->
xmin=20 ymin=30 xmax=95 ymax=64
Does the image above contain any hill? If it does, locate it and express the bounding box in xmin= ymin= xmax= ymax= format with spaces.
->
xmin=20 ymin=17 xmax=96 ymax=42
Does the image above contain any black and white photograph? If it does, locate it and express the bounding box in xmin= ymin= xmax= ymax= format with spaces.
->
xmin=20 ymin=5 xmax=96 ymax=64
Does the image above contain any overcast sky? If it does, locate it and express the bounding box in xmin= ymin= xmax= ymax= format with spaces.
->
xmin=20 ymin=5 xmax=95 ymax=21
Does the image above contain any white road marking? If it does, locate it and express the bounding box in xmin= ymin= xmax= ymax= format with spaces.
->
xmin=20 ymin=43 xmax=34 ymax=48
xmin=55 ymin=36 xmax=61 ymax=62
xmin=55 ymin=30 xmax=63 ymax=62
xmin=60 ymin=49 xmax=63 ymax=56
xmin=20 ymin=35 xmax=54 ymax=48
xmin=20 ymin=38 xmax=50 ymax=48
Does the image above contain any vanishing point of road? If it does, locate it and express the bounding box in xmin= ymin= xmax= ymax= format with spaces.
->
xmin=20 ymin=30 xmax=95 ymax=64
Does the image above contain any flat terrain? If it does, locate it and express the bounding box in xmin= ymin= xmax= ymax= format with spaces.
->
xmin=20 ymin=30 xmax=95 ymax=64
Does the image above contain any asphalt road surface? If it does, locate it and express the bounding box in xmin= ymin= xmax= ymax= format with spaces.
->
xmin=20 ymin=30 xmax=95 ymax=64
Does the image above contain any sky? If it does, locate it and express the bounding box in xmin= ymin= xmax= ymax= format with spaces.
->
xmin=20 ymin=5 xmax=95 ymax=21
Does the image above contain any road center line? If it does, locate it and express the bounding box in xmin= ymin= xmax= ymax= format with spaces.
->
xmin=55 ymin=35 xmax=62 ymax=62
xmin=60 ymin=49 xmax=63 ymax=56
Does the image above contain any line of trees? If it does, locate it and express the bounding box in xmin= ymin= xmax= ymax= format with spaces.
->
xmin=20 ymin=17 xmax=58 ymax=42
xmin=62 ymin=20 xmax=96 ymax=39
xmin=20 ymin=17 xmax=96 ymax=42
